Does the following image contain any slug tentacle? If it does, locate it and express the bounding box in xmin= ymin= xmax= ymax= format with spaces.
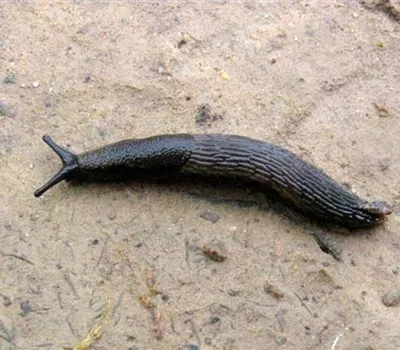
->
xmin=34 ymin=135 xmax=78 ymax=198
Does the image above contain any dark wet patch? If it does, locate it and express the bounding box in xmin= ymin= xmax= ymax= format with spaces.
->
xmin=195 ymin=103 xmax=223 ymax=126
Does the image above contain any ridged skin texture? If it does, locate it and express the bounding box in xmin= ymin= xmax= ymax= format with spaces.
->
xmin=38 ymin=133 xmax=391 ymax=228
xmin=77 ymin=134 xmax=194 ymax=181
xmin=182 ymin=134 xmax=388 ymax=227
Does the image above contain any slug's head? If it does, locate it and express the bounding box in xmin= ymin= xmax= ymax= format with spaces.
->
xmin=34 ymin=135 xmax=78 ymax=197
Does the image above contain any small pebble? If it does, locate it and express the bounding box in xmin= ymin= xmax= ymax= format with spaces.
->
xmin=220 ymin=70 xmax=230 ymax=80
xmin=187 ymin=345 xmax=199 ymax=350
xmin=381 ymin=290 xmax=400 ymax=307
xmin=275 ymin=335 xmax=286 ymax=345
xmin=202 ymin=239 xmax=227 ymax=262
xmin=108 ymin=211 xmax=116 ymax=220
xmin=208 ymin=316 xmax=220 ymax=324
xmin=30 ymin=213 xmax=39 ymax=221
xmin=32 ymin=81 xmax=39 ymax=88
xmin=200 ymin=210 xmax=220 ymax=223
xmin=20 ymin=300 xmax=32 ymax=315
xmin=3 ymin=75 xmax=16 ymax=84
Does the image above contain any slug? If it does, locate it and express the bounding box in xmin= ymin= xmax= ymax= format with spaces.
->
xmin=34 ymin=134 xmax=392 ymax=228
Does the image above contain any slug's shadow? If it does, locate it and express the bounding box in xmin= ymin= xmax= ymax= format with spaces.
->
xmin=66 ymin=173 xmax=346 ymax=230
xmin=59 ymin=174 xmax=385 ymax=262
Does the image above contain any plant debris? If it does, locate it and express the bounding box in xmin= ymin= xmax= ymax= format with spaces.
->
xmin=373 ymin=103 xmax=390 ymax=118
xmin=72 ymin=295 xmax=113 ymax=350
xmin=202 ymin=239 xmax=227 ymax=262
xmin=139 ymin=268 xmax=163 ymax=340
xmin=263 ymin=281 xmax=284 ymax=300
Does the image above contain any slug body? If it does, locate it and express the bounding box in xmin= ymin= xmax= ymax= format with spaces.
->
xmin=35 ymin=134 xmax=392 ymax=228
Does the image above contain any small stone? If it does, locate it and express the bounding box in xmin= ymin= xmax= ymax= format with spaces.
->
xmin=32 ymin=81 xmax=39 ymax=88
xmin=202 ymin=239 xmax=227 ymax=262
xmin=20 ymin=300 xmax=32 ymax=315
xmin=381 ymin=290 xmax=400 ymax=307
xmin=199 ymin=210 xmax=220 ymax=223
xmin=30 ymin=213 xmax=39 ymax=221
xmin=275 ymin=335 xmax=286 ymax=345
xmin=208 ymin=316 xmax=220 ymax=324
xmin=373 ymin=103 xmax=389 ymax=118
xmin=187 ymin=345 xmax=199 ymax=350
xmin=220 ymin=69 xmax=230 ymax=80
xmin=3 ymin=74 xmax=16 ymax=84
xmin=108 ymin=211 xmax=116 ymax=220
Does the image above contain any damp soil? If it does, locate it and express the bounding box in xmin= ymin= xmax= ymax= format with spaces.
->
xmin=0 ymin=2 xmax=400 ymax=350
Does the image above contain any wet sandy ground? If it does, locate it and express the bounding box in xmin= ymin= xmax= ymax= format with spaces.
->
xmin=1 ymin=2 xmax=400 ymax=349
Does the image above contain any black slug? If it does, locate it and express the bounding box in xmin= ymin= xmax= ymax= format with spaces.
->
xmin=34 ymin=134 xmax=392 ymax=228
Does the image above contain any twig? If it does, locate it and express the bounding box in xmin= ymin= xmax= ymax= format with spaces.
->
xmin=1 ymin=252 xmax=34 ymax=265
xmin=96 ymin=237 xmax=110 ymax=266
xmin=331 ymin=334 xmax=344 ymax=350
xmin=63 ymin=272 xmax=78 ymax=297
xmin=294 ymin=292 xmax=313 ymax=316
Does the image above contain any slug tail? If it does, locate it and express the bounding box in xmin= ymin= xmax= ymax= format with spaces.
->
xmin=34 ymin=135 xmax=78 ymax=197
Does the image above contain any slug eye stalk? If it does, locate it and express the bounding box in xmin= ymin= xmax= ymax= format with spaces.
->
xmin=34 ymin=135 xmax=78 ymax=197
